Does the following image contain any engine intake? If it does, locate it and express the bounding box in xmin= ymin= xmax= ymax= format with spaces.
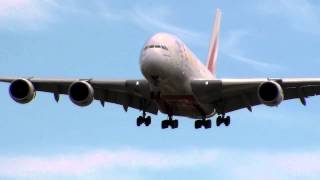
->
xmin=9 ymin=79 xmax=36 ymax=104
xmin=258 ymin=81 xmax=284 ymax=107
xmin=68 ymin=81 xmax=94 ymax=107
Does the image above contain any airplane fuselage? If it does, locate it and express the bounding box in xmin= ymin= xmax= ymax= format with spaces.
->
xmin=140 ymin=33 xmax=215 ymax=118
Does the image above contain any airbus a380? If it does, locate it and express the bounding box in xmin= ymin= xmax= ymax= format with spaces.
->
xmin=2 ymin=9 xmax=320 ymax=129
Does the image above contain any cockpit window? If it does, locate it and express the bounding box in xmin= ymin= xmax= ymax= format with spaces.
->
xmin=161 ymin=45 xmax=168 ymax=50
xmin=144 ymin=45 xmax=168 ymax=51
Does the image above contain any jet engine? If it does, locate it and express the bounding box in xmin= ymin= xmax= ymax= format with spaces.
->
xmin=9 ymin=79 xmax=36 ymax=104
xmin=68 ymin=81 xmax=94 ymax=106
xmin=257 ymin=81 xmax=284 ymax=107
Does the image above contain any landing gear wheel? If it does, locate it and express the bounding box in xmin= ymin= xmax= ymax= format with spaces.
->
xmin=162 ymin=117 xmax=179 ymax=129
xmin=162 ymin=120 xmax=169 ymax=129
xmin=225 ymin=116 xmax=231 ymax=126
xmin=172 ymin=120 xmax=179 ymax=129
xmin=136 ymin=112 xmax=152 ymax=127
xmin=195 ymin=119 xmax=212 ymax=129
xmin=145 ymin=116 xmax=151 ymax=126
xmin=216 ymin=116 xmax=222 ymax=127
xmin=205 ymin=120 xmax=212 ymax=129
xmin=195 ymin=120 xmax=201 ymax=129
xmin=136 ymin=116 xmax=143 ymax=127
xmin=216 ymin=115 xmax=231 ymax=127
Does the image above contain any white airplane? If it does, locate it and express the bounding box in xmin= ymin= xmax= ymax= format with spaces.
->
xmin=2 ymin=9 xmax=320 ymax=129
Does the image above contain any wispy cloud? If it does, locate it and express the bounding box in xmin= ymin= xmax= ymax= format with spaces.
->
xmin=0 ymin=148 xmax=217 ymax=177
xmin=0 ymin=1 xmax=204 ymax=45
xmin=221 ymin=29 xmax=284 ymax=71
xmin=130 ymin=6 xmax=202 ymax=43
xmin=259 ymin=0 xmax=320 ymax=35
xmin=1 ymin=148 xmax=320 ymax=179
xmin=96 ymin=3 xmax=204 ymax=46
xmin=0 ymin=0 xmax=92 ymax=30
xmin=227 ymin=54 xmax=283 ymax=70
xmin=0 ymin=0 xmax=55 ymax=30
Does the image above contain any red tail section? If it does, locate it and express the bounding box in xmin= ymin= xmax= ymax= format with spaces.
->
xmin=206 ymin=9 xmax=221 ymax=77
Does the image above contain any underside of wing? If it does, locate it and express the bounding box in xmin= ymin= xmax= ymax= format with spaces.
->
xmin=191 ymin=78 xmax=320 ymax=114
xmin=0 ymin=77 xmax=158 ymax=114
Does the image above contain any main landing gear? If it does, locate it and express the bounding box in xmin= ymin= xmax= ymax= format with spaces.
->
xmin=194 ymin=118 xmax=212 ymax=129
xmin=161 ymin=116 xmax=179 ymax=129
xmin=136 ymin=112 xmax=151 ymax=127
xmin=194 ymin=115 xmax=231 ymax=129
xmin=216 ymin=115 xmax=231 ymax=127
xmin=136 ymin=113 xmax=231 ymax=129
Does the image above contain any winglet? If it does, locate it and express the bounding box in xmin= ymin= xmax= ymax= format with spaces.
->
xmin=206 ymin=9 xmax=221 ymax=77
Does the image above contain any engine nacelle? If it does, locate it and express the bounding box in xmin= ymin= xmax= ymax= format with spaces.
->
xmin=258 ymin=81 xmax=284 ymax=107
xmin=9 ymin=79 xmax=36 ymax=104
xmin=68 ymin=81 xmax=94 ymax=107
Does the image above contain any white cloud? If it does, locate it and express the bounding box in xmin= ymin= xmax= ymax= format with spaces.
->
xmin=259 ymin=0 xmax=320 ymax=35
xmin=0 ymin=148 xmax=218 ymax=177
xmin=1 ymin=148 xmax=320 ymax=179
xmin=0 ymin=0 xmax=93 ymax=30
xmin=0 ymin=0 xmax=31 ymax=16
xmin=221 ymin=29 xmax=283 ymax=71
xmin=0 ymin=1 xmax=204 ymax=45
xmin=0 ymin=0 xmax=54 ymax=30
xmin=228 ymin=150 xmax=320 ymax=180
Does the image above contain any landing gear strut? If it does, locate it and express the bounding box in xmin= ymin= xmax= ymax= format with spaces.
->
xmin=161 ymin=116 xmax=179 ymax=129
xmin=136 ymin=111 xmax=151 ymax=127
xmin=194 ymin=117 xmax=212 ymax=129
xmin=216 ymin=115 xmax=231 ymax=127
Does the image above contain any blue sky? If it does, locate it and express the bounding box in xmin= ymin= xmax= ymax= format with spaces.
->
xmin=1 ymin=0 xmax=320 ymax=179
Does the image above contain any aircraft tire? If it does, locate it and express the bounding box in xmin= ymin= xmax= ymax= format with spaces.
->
xmin=225 ymin=116 xmax=231 ymax=126
xmin=145 ymin=116 xmax=151 ymax=126
xmin=136 ymin=116 xmax=143 ymax=126
xmin=162 ymin=120 xmax=169 ymax=129
xmin=172 ymin=120 xmax=179 ymax=129
xmin=205 ymin=120 xmax=212 ymax=129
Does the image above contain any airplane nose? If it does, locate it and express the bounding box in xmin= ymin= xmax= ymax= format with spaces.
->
xmin=140 ymin=48 xmax=171 ymax=82
xmin=141 ymin=49 xmax=163 ymax=71
xmin=140 ymin=33 xmax=173 ymax=81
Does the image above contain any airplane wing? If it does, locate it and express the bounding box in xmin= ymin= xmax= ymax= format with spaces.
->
xmin=191 ymin=78 xmax=320 ymax=114
xmin=0 ymin=77 xmax=159 ymax=114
